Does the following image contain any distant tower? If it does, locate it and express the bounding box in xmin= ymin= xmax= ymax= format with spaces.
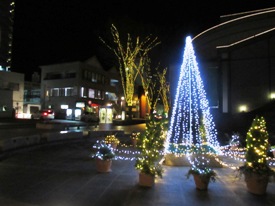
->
xmin=0 ymin=0 xmax=15 ymax=71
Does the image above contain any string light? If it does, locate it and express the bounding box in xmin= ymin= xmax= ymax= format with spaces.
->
xmin=165 ymin=36 xmax=220 ymax=155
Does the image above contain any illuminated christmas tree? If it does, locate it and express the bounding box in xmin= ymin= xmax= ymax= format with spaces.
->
xmin=245 ymin=116 xmax=269 ymax=166
xmin=165 ymin=36 xmax=220 ymax=155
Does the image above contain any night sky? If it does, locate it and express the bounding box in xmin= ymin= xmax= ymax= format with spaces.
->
xmin=11 ymin=0 xmax=275 ymax=80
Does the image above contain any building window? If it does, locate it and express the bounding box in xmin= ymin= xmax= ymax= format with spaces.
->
xmin=8 ymin=82 xmax=19 ymax=91
xmin=51 ymin=88 xmax=59 ymax=96
xmin=89 ymin=88 xmax=95 ymax=98
xmin=92 ymin=72 xmax=96 ymax=82
xmin=60 ymin=88 xmax=65 ymax=96
xmin=65 ymin=72 xmax=76 ymax=78
xmin=66 ymin=87 xmax=74 ymax=96
xmin=80 ymin=87 xmax=87 ymax=98
xmin=88 ymin=71 xmax=91 ymax=80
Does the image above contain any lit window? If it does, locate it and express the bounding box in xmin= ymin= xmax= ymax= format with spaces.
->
xmin=61 ymin=105 xmax=68 ymax=109
xmin=239 ymin=105 xmax=247 ymax=112
xmin=89 ymin=88 xmax=95 ymax=98
xmin=65 ymin=87 xmax=73 ymax=96
xmin=51 ymin=88 xmax=59 ymax=96
xmin=80 ymin=87 xmax=87 ymax=98
xmin=270 ymin=93 xmax=275 ymax=100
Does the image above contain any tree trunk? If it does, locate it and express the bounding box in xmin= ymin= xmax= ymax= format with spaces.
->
xmin=126 ymin=104 xmax=133 ymax=120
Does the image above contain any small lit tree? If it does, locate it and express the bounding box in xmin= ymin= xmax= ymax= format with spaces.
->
xmin=238 ymin=116 xmax=275 ymax=195
xmin=135 ymin=115 xmax=166 ymax=179
xmin=245 ymin=116 xmax=269 ymax=166
xmin=135 ymin=58 xmax=168 ymax=185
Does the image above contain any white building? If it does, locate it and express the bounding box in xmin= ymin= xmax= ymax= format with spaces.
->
xmin=40 ymin=56 xmax=122 ymax=122
xmin=0 ymin=70 xmax=24 ymax=118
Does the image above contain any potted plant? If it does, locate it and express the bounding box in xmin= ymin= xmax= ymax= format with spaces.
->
xmin=186 ymin=166 xmax=217 ymax=190
xmin=186 ymin=145 xmax=217 ymax=190
xmin=130 ymin=131 xmax=140 ymax=147
xmin=92 ymin=140 xmax=116 ymax=173
xmin=135 ymin=114 xmax=166 ymax=187
xmin=236 ymin=116 xmax=275 ymax=195
xmin=104 ymin=134 xmax=120 ymax=149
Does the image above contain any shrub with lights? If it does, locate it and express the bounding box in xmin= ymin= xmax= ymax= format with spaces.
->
xmin=135 ymin=114 xmax=167 ymax=178
xmin=238 ymin=116 xmax=275 ymax=178
xmin=186 ymin=149 xmax=217 ymax=183
xmin=186 ymin=120 xmax=218 ymax=187
xmin=91 ymin=140 xmax=115 ymax=161
xmin=104 ymin=134 xmax=120 ymax=145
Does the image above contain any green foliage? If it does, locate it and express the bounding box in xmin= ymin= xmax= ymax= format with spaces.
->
xmin=190 ymin=144 xmax=217 ymax=155
xmin=186 ymin=167 xmax=217 ymax=183
xmin=238 ymin=163 xmax=275 ymax=177
xmin=135 ymin=114 xmax=167 ymax=177
xmin=105 ymin=134 xmax=120 ymax=145
xmin=186 ymin=144 xmax=217 ymax=183
xmin=167 ymin=143 xmax=191 ymax=154
xmin=237 ymin=116 xmax=275 ymax=179
xmin=92 ymin=141 xmax=115 ymax=161
xmin=245 ymin=116 xmax=269 ymax=164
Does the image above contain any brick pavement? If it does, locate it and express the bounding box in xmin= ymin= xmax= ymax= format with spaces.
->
xmin=0 ymin=122 xmax=274 ymax=206
xmin=0 ymin=136 xmax=274 ymax=206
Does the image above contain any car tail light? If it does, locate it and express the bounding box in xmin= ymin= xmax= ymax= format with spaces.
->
xmin=42 ymin=112 xmax=48 ymax=116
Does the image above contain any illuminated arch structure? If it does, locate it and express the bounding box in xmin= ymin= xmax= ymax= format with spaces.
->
xmin=164 ymin=36 xmax=220 ymax=156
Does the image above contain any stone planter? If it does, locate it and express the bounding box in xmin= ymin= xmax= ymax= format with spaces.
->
xmin=192 ymin=174 xmax=210 ymax=190
xmin=138 ymin=173 xmax=155 ymax=187
xmin=95 ymin=158 xmax=112 ymax=173
xmin=132 ymin=138 xmax=137 ymax=147
xmin=111 ymin=143 xmax=118 ymax=150
xmin=244 ymin=172 xmax=269 ymax=195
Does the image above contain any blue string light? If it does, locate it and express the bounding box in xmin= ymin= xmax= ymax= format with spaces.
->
xmin=165 ymin=36 xmax=220 ymax=155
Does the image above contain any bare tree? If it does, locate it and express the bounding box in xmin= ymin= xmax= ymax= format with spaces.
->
xmin=157 ymin=68 xmax=170 ymax=115
xmin=138 ymin=57 xmax=170 ymax=115
xmin=100 ymin=24 xmax=160 ymax=119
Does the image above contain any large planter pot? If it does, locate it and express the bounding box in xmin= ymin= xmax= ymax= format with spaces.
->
xmin=192 ymin=174 xmax=210 ymax=190
xmin=138 ymin=173 xmax=155 ymax=187
xmin=132 ymin=138 xmax=137 ymax=147
xmin=244 ymin=172 xmax=269 ymax=195
xmin=95 ymin=158 xmax=112 ymax=173
xmin=111 ymin=143 xmax=118 ymax=150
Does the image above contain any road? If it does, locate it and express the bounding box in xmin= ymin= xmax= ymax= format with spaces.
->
xmin=0 ymin=118 xmax=146 ymax=139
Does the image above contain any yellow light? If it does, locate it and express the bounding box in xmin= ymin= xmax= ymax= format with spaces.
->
xmin=239 ymin=105 xmax=247 ymax=112
xmin=270 ymin=93 xmax=275 ymax=99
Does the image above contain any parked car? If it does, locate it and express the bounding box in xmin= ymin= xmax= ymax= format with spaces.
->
xmin=31 ymin=109 xmax=55 ymax=120
xmin=80 ymin=112 xmax=99 ymax=124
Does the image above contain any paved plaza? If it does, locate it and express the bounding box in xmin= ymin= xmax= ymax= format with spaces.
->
xmin=0 ymin=133 xmax=275 ymax=206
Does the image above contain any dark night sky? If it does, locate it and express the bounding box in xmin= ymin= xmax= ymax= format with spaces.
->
xmin=11 ymin=0 xmax=275 ymax=80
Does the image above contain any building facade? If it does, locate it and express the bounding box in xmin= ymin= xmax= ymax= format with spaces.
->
xmin=190 ymin=7 xmax=275 ymax=114
xmin=40 ymin=56 xmax=123 ymax=122
xmin=0 ymin=0 xmax=15 ymax=71
xmin=0 ymin=70 xmax=24 ymax=118
xmin=23 ymin=72 xmax=41 ymax=118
